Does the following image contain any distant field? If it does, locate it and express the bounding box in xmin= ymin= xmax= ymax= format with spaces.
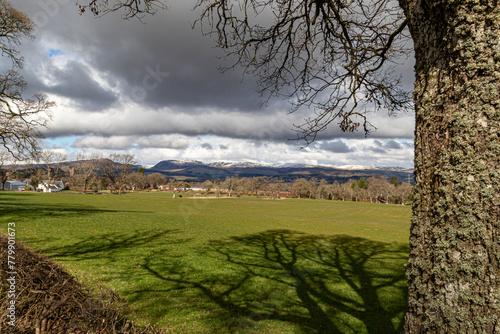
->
xmin=0 ymin=192 xmax=411 ymax=333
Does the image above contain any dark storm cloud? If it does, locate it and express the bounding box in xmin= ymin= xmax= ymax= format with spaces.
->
xmin=13 ymin=0 xmax=415 ymax=146
xmin=44 ymin=60 xmax=118 ymax=110
xmin=367 ymin=139 xmax=410 ymax=155
xmin=19 ymin=55 xmax=117 ymax=111
xmin=369 ymin=147 xmax=387 ymax=154
xmin=200 ymin=143 xmax=213 ymax=150
xmin=318 ymin=140 xmax=354 ymax=153
xmin=16 ymin=0 xmax=264 ymax=111
xmin=373 ymin=139 xmax=405 ymax=150
xmin=93 ymin=2 xmax=262 ymax=111
xmin=384 ymin=139 xmax=403 ymax=149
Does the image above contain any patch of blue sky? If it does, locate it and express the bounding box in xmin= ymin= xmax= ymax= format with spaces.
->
xmin=394 ymin=138 xmax=413 ymax=143
xmin=44 ymin=136 xmax=80 ymax=152
xmin=198 ymin=135 xmax=218 ymax=140
xmin=394 ymin=138 xmax=414 ymax=148
xmin=47 ymin=49 xmax=64 ymax=58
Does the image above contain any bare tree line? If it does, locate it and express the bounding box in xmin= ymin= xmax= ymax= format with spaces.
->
xmin=202 ymin=175 xmax=413 ymax=205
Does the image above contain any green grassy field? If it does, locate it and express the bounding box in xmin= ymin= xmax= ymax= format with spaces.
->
xmin=0 ymin=191 xmax=411 ymax=333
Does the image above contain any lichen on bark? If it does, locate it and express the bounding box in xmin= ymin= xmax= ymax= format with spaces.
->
xmin=401 ymin=0 xmax=500 ymax=332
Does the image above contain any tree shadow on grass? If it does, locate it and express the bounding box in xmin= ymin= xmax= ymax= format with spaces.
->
xmin=137 ymin=229 xmax=408 ymax=334
xmin=38 ymin=230 xmax=187 ymax=264
xmin=0 ymin=192 xmax=150 ymax=221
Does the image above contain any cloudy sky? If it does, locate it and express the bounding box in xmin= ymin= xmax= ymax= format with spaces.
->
xmin=12 ymin=0 xmax=416 ymax=168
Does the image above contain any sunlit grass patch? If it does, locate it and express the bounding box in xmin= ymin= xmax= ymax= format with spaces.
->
xmin=0 ymin=192 xmax=410 ymax=333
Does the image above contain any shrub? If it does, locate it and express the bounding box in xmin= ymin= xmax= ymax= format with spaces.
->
xmin=0 ymin=234 xmax=165 ymax=334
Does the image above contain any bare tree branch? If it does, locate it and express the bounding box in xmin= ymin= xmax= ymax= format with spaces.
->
xmin=0 ymin=1 xmax=54 ymax=159
xmin=76 ymin=0 xmax=169 ymax=20
xmin=0 ymin=70 xmax=53 ymax=159
xmin=196 ymin=0 xmax=413 ymax=144
xmin=0 ymin=0 xmax=34 ymax=67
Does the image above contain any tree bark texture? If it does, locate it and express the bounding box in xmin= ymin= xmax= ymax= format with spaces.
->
xmin=401 ymin=0 xmax=500 ymax=332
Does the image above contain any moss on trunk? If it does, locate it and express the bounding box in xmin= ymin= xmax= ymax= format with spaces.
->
xmin=401 ymin=0 xmax=500 ymax=332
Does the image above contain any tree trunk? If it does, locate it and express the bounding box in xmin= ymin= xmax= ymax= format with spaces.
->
xmin=401 ymin=0 xmax=500 ymax=332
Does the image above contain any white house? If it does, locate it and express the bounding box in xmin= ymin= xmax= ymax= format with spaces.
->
xmin=37 ymin=181 xmax=64 ymax=193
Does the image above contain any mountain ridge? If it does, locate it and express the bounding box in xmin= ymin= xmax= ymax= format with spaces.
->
xmin=146 ymin=160 xmax=413 ymax=184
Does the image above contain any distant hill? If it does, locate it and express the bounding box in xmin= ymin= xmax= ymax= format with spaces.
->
xmin=146 ymin=160 xmax=414 ymax=184
xmin=8 ymin=159 xmax=413 ymax=184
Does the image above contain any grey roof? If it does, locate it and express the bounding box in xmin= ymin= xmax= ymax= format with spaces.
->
xmin=5 ymin=181 xmax=27 ymax=186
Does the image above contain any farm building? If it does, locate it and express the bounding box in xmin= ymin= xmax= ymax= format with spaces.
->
xmin=37 ymin=181 xmax=65 ymax=193
xmin=4 ymin=180 xmax=32 ymax=191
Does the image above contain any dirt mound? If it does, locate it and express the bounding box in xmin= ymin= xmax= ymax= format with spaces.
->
xmin=0 ymin=234 xmax=164 ymax=334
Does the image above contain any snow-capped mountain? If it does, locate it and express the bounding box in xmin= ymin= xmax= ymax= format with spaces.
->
xmin=336 ymin=165 xmax=377 ymax=170
xmin=147 ymin=160 xmax=413 ymax=184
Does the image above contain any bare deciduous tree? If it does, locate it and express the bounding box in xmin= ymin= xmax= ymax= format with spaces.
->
xmin=339 ymin=180 xmax=353 ymax=202
xmin=75 ymin=151 xmax=103 ymax=193
xmin=222 ymin=176 xmax=238 ymax=197
xmin=266 ymin=177 xmax=284 ymax=199
xmin=395 ymin=181 xmax=412 ymax=205
xmin=366 ymin=176 xmax=384 ymax=203
xmin=101 ymin=154 xmax=137 ymax=195
xmin=146 ymin=172 xmax=167 ymax=189
xmin=202 ymin=179 xmax=214 ymax=194
xmin=0 ymin=1 xmax=53 ymax=158
xmin=0 ymin=150 xmax=11 ymax=189
xmin=126 ymin=171 xmax=146 ymax=191
xmin=328 ymin=180 xmax=341 ymax=201
xmin=292 ymin=178 xmax=312 ymax=199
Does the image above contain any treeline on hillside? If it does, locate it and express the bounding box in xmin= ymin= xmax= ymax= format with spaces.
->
xmin=2 ymin=151 xmax=412 ymax=204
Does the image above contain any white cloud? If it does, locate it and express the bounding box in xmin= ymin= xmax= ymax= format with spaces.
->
xmin=136 ymin=135 xmax=189 ymax=149
xmin=58 ymin=134 xmax=414 ymax=168
xmin=73 ymin=136 xmax=134 ymax=150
